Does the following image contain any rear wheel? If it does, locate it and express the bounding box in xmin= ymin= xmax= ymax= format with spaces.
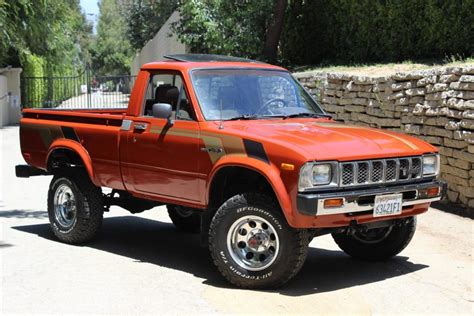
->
xmin=209 ymin=193 xmax=309 ymax=289
xmin=332 ymin=217 xmax=417 ymax=261
xmin=167 ymin=205 xmax=201 ymax=233
xmin=47 ymin=170 xmax=103 ymax=244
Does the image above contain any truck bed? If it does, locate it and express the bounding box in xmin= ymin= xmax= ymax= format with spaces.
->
xmin=20 ymin=108 xmax=127 ymax=190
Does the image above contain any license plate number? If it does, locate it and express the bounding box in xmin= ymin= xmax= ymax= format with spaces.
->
xmin=373 ymin=193 xmax=402 ymax=217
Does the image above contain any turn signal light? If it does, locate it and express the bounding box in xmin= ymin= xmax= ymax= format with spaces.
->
xmin=280 ymin=163 xmax=295 ymax=171
xmin=324 ymin=198 xmax=344 ymax=208
xmin=426 ymin=187 xmax=440 ymax=197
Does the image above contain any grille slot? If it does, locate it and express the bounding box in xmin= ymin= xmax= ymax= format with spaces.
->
xmin=399 ymin=158 xmax=410 ymax=180
xmin=341 ymin=163 xmax=354 ymax=185
xmin=411 ymin=157 xmax=422 ymax=178
xmin=339 ymin=156 xmax=422 ymax=187
xmin=371 ymin=161 xmax=384 ymax=182
xmin=356 ymin=162 xmax=369 ymax=184
xmin=386 ymin=160 xmax=397 ymax=182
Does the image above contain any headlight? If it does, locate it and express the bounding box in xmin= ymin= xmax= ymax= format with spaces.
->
xmin=312 ymin=164 xmax=332 ymax=184
xmin=299 ymin=162 xmax=337 ymax=191
xmin=423 ymin=154 xmax=439 ymax=176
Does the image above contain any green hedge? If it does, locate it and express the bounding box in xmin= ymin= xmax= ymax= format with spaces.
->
xmin=21 ymin=53 xmax=46 ymax=107
xmin=21 ymin=53 xmax=83 ymax=108
xmin=281 ymin=0 xmax=474 ymax=66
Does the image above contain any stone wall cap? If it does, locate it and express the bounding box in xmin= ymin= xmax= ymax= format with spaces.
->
xmin=0 ymin=67 xmax=22 ymax=75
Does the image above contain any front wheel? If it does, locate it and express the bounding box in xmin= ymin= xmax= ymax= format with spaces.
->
xmin=332 ymin=217 xmax=417 ymax=261
xmin=209 ymin=193 xmax=309 ymax=289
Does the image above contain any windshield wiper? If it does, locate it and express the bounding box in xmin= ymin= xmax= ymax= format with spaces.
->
xmin=281 ymin=112 xmax=332 ymax=119
xmin=226 ymin=114 xmax=260 ymax=121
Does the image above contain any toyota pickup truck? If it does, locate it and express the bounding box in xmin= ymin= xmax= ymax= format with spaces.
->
xmin=17 ymin=54 xmax=446 ymax=289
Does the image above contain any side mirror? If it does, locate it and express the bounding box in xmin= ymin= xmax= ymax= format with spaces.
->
xmin=152 ymin=103 xmax=174 ymax=126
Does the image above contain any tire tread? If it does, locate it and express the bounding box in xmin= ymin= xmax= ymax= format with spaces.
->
xmin=48 ymin=169 xmax=103 ymax=244
xmin=209 ymin=193 xmax=308 ymax=289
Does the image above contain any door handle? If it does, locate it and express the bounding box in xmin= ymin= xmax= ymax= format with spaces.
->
xmin=134 ymin=123 xmax=148 ymax=131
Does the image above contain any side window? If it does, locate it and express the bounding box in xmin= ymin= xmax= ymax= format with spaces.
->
xmin=142 ymin=72 xmax=195 ymax=121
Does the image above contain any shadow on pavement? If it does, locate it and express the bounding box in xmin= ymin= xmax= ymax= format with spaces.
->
xmin=0 ymin=210 xmax=48 ymax=219
xmin=431 ymin=201 xmax=473 ymax=219
xmin=12 ymin=215 xmax=428 ymax=296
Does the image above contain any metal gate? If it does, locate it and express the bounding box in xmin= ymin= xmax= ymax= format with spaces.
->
xmin=21 ymin=69 xmax=136 ymax=109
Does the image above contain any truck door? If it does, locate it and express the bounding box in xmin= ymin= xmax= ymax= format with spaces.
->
xmin=120 ymin=72 xmax=202 ymax=203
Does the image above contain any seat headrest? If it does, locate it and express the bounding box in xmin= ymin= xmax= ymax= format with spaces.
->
xmin=155 ymin=84 xmax=179 ymax=106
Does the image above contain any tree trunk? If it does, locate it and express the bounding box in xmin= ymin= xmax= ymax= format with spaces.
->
xmin=262 ymin=0 xmax=288 ymax=64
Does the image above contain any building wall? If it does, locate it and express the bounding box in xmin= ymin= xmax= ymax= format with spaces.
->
xmin=130 ymin=11 xmax=187 ymax=75
xmin=0 ymin=75 xmax=8 ymax=127
xmin=0 ymin=67 xmax=22 ymax=128
xmin=294 ymin=65 xmax=474 ymax=210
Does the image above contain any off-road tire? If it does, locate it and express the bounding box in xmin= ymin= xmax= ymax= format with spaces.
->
xmin=167 ymin=205 xmax=201 ymax=233
xmin=47 ymin=170 xmax=103 ymax=244
xmin=332 ymin=217 xmax=417 ymax=261
xmin=209 ymin=193 xmax=309 ymax=289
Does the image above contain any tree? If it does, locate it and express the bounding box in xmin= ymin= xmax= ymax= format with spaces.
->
xmin=173 ymin=0 xmax=282 ymax=62
xmin=0 ymin=0 xmax=93 ymax=74
xmin=263 ymin=0 xmax=287 ymax=63
xmin=92 ymin=0 xmax=133 ymax=75
xmin=120 ymin=0 xmax=178 ymax=50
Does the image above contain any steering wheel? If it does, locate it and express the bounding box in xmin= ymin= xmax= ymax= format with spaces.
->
xmin=256 ymin=98 xmax=288 ymax=115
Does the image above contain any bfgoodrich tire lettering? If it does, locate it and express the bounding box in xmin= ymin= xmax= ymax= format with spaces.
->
xmin=47 ymin=170 xmax=103 ymax=244
xmin=209 ymin=193 xmax=309 ymax=289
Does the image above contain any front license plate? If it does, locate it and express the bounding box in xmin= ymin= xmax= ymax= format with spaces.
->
xmin=373 ymin=193 xmax=403 ymax=217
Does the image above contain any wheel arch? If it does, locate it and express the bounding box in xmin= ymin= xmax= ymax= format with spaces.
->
xmin=46 ymin=139 xmax=99 ymax=186
xmin=206 ymin=158 xmax=294 ymax=224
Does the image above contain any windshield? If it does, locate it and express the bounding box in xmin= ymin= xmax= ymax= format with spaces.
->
xmin=190 ymin=69 xmax=325 ymax=120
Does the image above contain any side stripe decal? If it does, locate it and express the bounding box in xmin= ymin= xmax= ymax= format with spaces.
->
xmin=243 ymin=139 xmax=269 ymax=164
xmin=61 ymin=126 xmax=80 ymax=142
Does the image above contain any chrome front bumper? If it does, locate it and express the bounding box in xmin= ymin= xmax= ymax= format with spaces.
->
xmin=297 ymin=180 xmax=446 ymax=216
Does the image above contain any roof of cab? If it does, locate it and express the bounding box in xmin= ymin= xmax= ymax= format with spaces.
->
xmin=141 ymin=54 xmax=286 ymax=72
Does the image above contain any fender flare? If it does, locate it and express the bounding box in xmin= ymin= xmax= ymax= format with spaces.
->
xmin=46 ymin=139 xmax=100 ymax=187
xmin=206 ymin=155 xmax=294 ymax=224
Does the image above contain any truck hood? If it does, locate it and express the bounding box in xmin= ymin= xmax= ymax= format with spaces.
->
xmin=226 ymin=119 xmax=436 ymax=161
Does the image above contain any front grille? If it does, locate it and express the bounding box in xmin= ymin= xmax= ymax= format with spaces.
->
xmin=339 ymin=157 xmax=422 ymax=187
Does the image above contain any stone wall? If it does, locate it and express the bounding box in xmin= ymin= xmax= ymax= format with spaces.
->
xmin=294 ymin=65 xmax=474 ymax=210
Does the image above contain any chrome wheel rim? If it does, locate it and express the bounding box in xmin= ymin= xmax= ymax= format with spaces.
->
xmin=353 ymin=226 xmax=393 ymax=244
xmin=54 ymin=184 xmax=77 ymax=228
xmin=227 ymin=215 xmax=279 ymax=271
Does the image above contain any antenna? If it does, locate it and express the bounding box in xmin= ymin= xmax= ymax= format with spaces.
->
xmin=219 ymin=99 xmax=224 ymax=129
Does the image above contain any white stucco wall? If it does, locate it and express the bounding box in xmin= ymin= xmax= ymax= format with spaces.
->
xmin=0 ymin=67 xmax=22 ymax=128
xmin=130 ymin=11 xmax=187 ymax=75
xmin=0 ymin=75 xmax=8 ymax=127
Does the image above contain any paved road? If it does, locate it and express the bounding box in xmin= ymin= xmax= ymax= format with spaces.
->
xmin=1 ymin=126 xmax=473 ymax=315
xmin=57 ymin=92 xmax=129 ymax=109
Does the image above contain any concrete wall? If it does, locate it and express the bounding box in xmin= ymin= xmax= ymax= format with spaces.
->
xmin=0 ymin=75 xmax=8 ymax=127
xmin=0 ymin=67 xmax=22 ymax=128
xmin=294 ymin=65 xmax=474 ymax=210
xmin=130 ymin=11 xmax=187 ymax=75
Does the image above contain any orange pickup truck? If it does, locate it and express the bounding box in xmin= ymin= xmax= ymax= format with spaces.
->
xmin=17 ymin=54 xmax=445 ymax=288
